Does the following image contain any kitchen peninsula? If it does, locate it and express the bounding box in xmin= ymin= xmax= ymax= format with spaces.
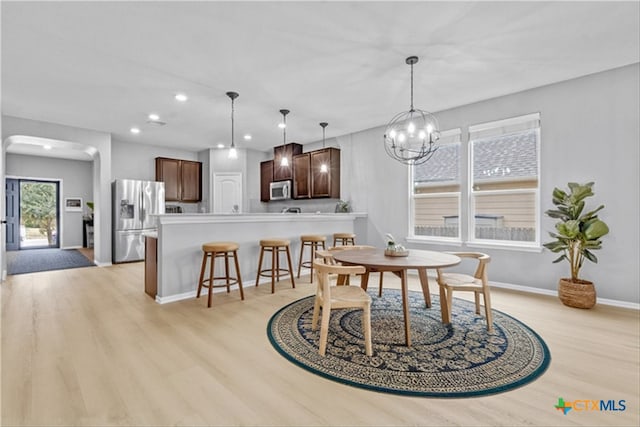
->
xmin=151 ymin=212 xmax=368 ymax=303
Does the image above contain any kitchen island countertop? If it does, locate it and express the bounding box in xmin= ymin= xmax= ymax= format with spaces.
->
xmin=152 ymin=212 xmax=368 ymax=303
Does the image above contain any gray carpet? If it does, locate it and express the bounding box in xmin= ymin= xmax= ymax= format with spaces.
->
xmin=7 ymin=249 xmax=95 ymax=275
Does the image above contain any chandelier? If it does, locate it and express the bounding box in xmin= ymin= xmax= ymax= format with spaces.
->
xmin=226 ymin=91 xmax=239 ymax=159
xmin=383 ymin=56 xmax=440 ymax=166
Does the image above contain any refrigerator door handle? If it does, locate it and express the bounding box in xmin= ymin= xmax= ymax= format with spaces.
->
xmin=140 ymin=191 xmax=145 ymax=224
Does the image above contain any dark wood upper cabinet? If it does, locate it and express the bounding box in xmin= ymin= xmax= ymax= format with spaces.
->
xmin=293 ymin=153 xmax=311 ymax=199
xmin=273 ymin=143 xmax=302 ymax=181
xmin=156 ymin=157 xmax=181 ymax=201
xmin=260 ymin=160 xmax=274 ymax=202
xmin=155 ymin=157 xmax=202 ymax=202
xmin=180 ymin=160 xmax=202 ymax=202
xmin=311 ymin=148 xmax=340 ymax=198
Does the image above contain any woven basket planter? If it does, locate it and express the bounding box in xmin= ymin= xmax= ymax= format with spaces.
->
xmin=558 ymin=278 xmax=596 ymax=309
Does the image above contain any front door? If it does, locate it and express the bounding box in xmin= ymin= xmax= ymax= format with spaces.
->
xmin=16 ymin=180 xmax=60 ymax=249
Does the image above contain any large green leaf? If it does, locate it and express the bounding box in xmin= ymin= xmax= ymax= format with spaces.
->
xmin=552 ymin=254 xmax=567 ymax=263
xmin=580 ymin=205 xmax=605 ymax=222
xmin=584 ymin=220 xmax=609 ymax=240
xmin=543 ymin=241 xmax=566 ymax=252
xmin=557 ymin=220 xmax=580 ymax=238
xmin=552 ymin=187 xmax=567 ymax=205
xmin=546 ymin=209 xmax=570 ymax=220
xmin=569 ymin=182 xmax=594 ymax=203
xmin=583 ymin=249 xmax=598 ymax=264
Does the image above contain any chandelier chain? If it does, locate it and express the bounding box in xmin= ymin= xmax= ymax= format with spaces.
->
xmin=410 ymin=61 xmax=414 ymax=112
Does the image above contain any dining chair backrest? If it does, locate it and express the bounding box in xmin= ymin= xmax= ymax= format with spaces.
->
xmin=313 ymin=258 xmax=366 ymax=298
xmin=446 ymin=252 xmax=490 ymax=284
xmin=437 ymin=252 xmax=493 ymax=331
xmin=311 ymin=258 xmax=372 ymax=356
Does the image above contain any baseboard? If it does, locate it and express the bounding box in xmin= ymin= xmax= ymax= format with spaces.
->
xmin=154 ymin=271 xmax=639 ymax=310
xmin=62 ymin=245 xmax=82 ymax=250
xmin=404 ymin=271 xmax=639 ymax=310
xmin=489 ymin=280 xmax=640 ymax=310
xmin=95 ymin=261 xmax=112 ymax=267
xmin=155 ymin=282 xmax=249 ymax=305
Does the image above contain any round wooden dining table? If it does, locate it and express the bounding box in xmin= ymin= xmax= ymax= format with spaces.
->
xmin=332 ymin=248 xmax=461 ymax=346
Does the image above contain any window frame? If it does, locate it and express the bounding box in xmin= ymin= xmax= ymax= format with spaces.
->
xmin=408 ymin=128 xmax=462 ymax=244
xmin=407 ymin=114 xmax=542 ymax=252
xmin=467 ymin=117 xmax=541 ymax=249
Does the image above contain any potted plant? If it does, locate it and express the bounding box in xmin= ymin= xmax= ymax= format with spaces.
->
xmin=543 ymin=182 xmax=609 ymax=308
xmin=85 ymin=201 xmax=95 ymax=220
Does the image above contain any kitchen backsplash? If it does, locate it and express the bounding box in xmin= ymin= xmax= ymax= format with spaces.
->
xmin=258 ymin=198 xmax=344 ymax=214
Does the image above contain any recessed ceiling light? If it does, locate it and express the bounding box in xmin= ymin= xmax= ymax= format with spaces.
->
xmin=148 ymin=113 xmax=160 ymax=121
xmin=243 ymin=134 xmax=252 ymax=140
xmin=175 ymin=93 xmax=188 ymax=102
xmin=130 ymin=127 xmax=141 ymax=134
xmin=43 ymin=145 xmax=52 ymax=150
xmin=217 ymin=143 xmax=225 ymax=149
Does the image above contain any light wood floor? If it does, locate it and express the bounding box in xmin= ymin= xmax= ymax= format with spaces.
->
xmin=1 ymin=263 xmax=638 ymax=426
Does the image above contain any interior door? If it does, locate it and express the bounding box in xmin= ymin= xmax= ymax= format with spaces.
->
xmin=213 ymin=173 xmax=242 ymax=214
xmin=5 ymin=178 xmax=19 ymax=251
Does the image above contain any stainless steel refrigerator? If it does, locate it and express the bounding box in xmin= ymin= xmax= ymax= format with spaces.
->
xmin=112 ymin=179 xmax=165 ymax=263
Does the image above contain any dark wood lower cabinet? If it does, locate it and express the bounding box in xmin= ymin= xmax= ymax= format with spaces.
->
xmin=144 ymin=236 xmax=157 ymax=298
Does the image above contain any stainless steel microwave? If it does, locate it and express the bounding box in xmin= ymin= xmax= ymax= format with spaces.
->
xmin=270 ymin=180 xmax=291 ymax=200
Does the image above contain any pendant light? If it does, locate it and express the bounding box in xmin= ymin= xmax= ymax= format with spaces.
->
xmin=226 ymin=91 xmax=239 ymax=159
xmin=383 ymin=56 xmax=440 ymax=166
xmin=319 ymin=122 xmax=328 ymax=173
xmin=279 ymin=109 xmax=290 ymax=166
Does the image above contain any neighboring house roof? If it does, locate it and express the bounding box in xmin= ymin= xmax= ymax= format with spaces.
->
xmin=414 ymin=143 xmax=460 ymax=183
xmin=414 ymin=129 xmax=538 ymax=183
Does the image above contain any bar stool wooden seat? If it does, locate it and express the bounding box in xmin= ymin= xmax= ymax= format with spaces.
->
xmin=197 ymin=241 xmax=244 ymax=308
xmin=297 ymin=234 xmax=327 ymax=283
xmin=333 ymin=232 xmax=356 ymax=246
xmin=255 ymin=238 xmax=296 ymax=293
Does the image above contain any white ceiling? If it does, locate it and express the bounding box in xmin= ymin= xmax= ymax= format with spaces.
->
xmin=2 ymin=1 xmax=639 ymax=157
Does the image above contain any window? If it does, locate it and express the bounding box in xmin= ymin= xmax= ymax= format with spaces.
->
xmin=469 ymin=113 xmax=540 ymax=246
xmin=410 ymin=129 xmax=462 ymax=241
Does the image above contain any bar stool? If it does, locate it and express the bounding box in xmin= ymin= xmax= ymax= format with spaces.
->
xmin=297 ymin=235 xmax=327 ymax=283
xmin=333 ymin=232 xmax=356 ymax=246
xmin=197 ymin=241 xmax=244 ymax=308
xmin=255 ymin=238 xmax=296 ymax=293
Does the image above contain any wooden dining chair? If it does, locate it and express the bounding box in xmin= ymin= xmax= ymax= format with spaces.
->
xmin=435 ymin=252 xmax=493 ymax=331
xmin=311 ymin=259 xmax=372 ymax=356
xmin=315 ymin=245 xmax=385 ymax=290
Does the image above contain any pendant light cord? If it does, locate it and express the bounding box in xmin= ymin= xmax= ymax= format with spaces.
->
xmin=231 ymin=97 xmax=235 ymax=148
xmin=322 ymin=126 xmax=326 ymax=148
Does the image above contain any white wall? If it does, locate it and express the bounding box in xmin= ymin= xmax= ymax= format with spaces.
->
xmin=2 ymin=116 xmax=112 ymax=266
xmin=111 ymin=138 xmax=201 ymax=213
xmin=6 ymin=154 xmax=93 ymax=248
xmin=339 ymin=63 xmax=640 ymax=304
xmin=111 ymin=139 xmax=199 ymax=181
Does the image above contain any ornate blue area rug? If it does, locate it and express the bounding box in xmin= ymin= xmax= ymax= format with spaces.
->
xmin=267 ymin=289 xmax=550 ymax=397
